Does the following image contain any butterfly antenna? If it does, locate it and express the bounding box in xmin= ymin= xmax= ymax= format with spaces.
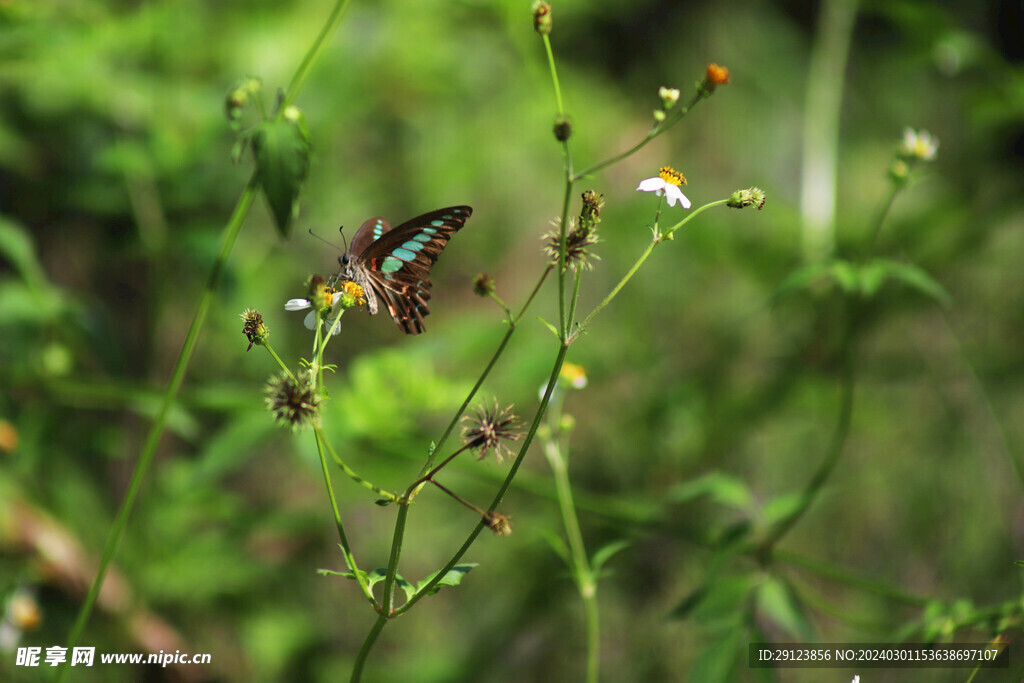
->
xmin=307 ymin=227 xmax=345 ymax=253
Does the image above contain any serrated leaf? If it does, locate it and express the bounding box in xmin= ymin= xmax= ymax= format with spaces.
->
xmin=590 ymin=539 xmax=631 ymax=576
xmin=415 ymin=563 xmax=478 ymax=597
xmin=874 ymin=258 xmax=951 ymax=306
xmin=756 ymin=574 xmax=814 ymax=641
xmin=252 ymin=119 xmax=311 ymax=238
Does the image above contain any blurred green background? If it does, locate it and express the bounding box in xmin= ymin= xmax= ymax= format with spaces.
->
xmin=2 ymin=0 xmax=1023 ymax=680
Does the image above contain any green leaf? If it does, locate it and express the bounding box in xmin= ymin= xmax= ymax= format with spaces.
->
xmin=760 ymin=492 xmax=807 ymax=528
xmin=829 ymin=260 xmax=860 ymax=294
xmin=688 ymin=626 xmax=745 ymax=683
xmin=756 ymin=574 xmax=814 ymax=641
xmin=874 ymin=258 xmax=952 ymax=306
xmin=538 ymin=529 xmax=572 ymax=568
xmin=590 ymin=539 xmax=631 ymax=576
xmin=536 ymin=316 xmax=560 ymax=339
xmin=668 ymin=471 xmax=753 ymax=511
xmin=0 ymin=216 xmax=47 ymax=289
xmin=685 ymin=574 xmax=755 ymax=631
xmin=775 ymin=262 xmax=833 ymax=297
xmin=415 ymin=563 xmax=479 ymax=597
xmin=252 ymin=119 xmax=311 ymax=238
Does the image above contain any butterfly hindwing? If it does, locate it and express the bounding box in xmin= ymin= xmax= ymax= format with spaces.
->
xmin=343 ymin=206 xmax=472 ymax=335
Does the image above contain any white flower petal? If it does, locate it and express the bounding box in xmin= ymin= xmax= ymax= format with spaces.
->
xmin=664 ymin=184 xmax=691 ymax=209
xmin=285 ymin=298 xmax=312 ymax=311
xmin=303 ymin=311 xmax=317 ymax=330
xmin=637 ymin=177 xmax=667 ymax=192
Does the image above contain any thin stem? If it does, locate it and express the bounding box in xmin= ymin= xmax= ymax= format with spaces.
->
xmin=410 ymin=442 xmax=474 ymax=492
xmin=757 ymin=329 xmax=856 ymax=555
xmin=542 ymin=399 xmax=599 ymax=682
xmin=350 ymin=614 xmax=388 ymax=683
xmin=395 ymin=345 xmax=569 ymax=616
xmin=59 ymin=1 xmax=353 ymax=672
xmin=418 ymin=264 xmax=552 ymax=474
xmin=56 ymin=177 xmax=259 ymax=682
xmin=429 ymin=478 xmax=488 ymax=517
xmin=314 ymin=429 xmax=375 ymax=605
xmin=865 ymin=183 xmax=900 ymax=256
xmin=542 ymin=34 xmax=564 ymax=116
xmin=262 ymin=341 xmax=295 ymax=380
xmin=317 ymin=427 xmax=400 ymax=502
xmin=281 ymin=0 xmax=354 ymax=113
xmin=557 ymin=180 xmax=574 ymax=338
xmin=572 ymin=91 xmax=703 ymax=180
xmin=570 ymin=200 xmax=727 ymax=344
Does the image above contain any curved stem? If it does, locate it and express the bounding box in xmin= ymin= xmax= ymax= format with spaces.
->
xmin=281 ymin=0 xmax=355 ymax=113
xmin=55 ymin=176 xmax=259 ymax=682
xmin=569 ymin=200 xmax=727 ymax=343
xmin=315 ymin=429 xmax=375 ymax=605
xmin=572 ymin=91 xmax=703 ymax=180
xmin=350 ymin=614 xmax=388 ymax=683
xmin=395 ymin=344 xmax=570 ymax=615
xmin=757 ymin=327 xmax=856 ymax=555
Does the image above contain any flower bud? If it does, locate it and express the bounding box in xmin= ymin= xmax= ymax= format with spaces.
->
xmin=726 ymin=187 xmax=766 ymax=210
xmin=240 ymin=309 xmax=269 ymax=351
xmin=473 ymin=273 xmax=496 ymax=297
xmin=553 ymin=115 xmax=572 ymax=142
xmin=532 ymin=1 xmax=552 ymax=35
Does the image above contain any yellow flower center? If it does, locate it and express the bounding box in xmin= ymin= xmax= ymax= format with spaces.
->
xmin=341 ymin=281 xmax=367 ymax=307
xmin=659 ymin=166 xmax=687 ymax=186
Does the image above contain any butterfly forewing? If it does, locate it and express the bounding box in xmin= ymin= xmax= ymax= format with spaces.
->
xmin=343 ymin=206 xmax=472 ymax=335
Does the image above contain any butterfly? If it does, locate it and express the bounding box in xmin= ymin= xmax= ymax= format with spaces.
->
xmin=334 ymin=205 xmax=473 ymax=335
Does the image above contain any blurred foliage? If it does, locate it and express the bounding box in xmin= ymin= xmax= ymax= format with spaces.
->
xmin=1 ymin=0 xmax=1023 ymax=681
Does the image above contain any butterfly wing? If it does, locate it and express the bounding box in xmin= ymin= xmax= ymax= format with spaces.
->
xmin=349 ymin=206 xmax=472 ymax=335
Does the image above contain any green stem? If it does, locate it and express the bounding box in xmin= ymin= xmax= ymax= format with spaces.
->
xmin=350 ymin=614 xmax=388 ymax=683
xmin=558 ymin=179 xmax=574 ymax=338
xmin=59 ymin=1 xmax=353 ymax=674
xmin=395 ymin=345 xmax=570 ymax=616
xmin=544 ymin=428 xmax=600 ymax=682
xmin=542 ymin=34 xmax=564 ymax=116
xmin=865 ymin=184 xmax=900 ymax=256
xmin=317 ymin=426 xmax=399 ymax=502
xmin=314 ymin=429 xmax=375 ymax=605
xmin=569 ymin=200 xmax=727 ymax=343
xmin=281 ymin=0 xmax=354 ymax=113
xmin=799 ymin=0 xmax=859 ymax=262
xmin=55 ymin=177 xmax=258 ymax=682
xmin=757 ymin=329 xmax=856 ymax=555
xmin=419 ymin=264 xmax=551 ymax=473
xmin=572 ymin=91 xmax=703 ymax=181
xmin=262 ymin=340 xmax=295 ymax=380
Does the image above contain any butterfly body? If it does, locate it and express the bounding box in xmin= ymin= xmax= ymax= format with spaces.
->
xmin=336 ymin=205 xmax=472 ymax=335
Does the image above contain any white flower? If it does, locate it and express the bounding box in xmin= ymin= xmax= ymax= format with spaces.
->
xmin=637 ymin=166 xmax=691 ymax=208
xmin=285 ymin=293 xmax=342 ymax=335
xmin=899 ymin=128 xmax=938 ymax=161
